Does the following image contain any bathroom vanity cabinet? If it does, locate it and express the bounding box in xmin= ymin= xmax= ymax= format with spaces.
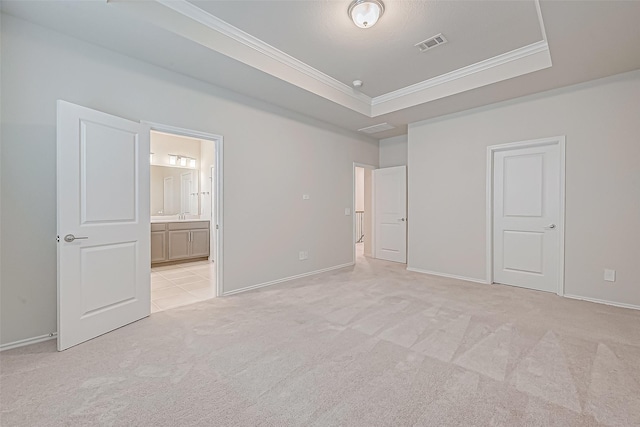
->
xmin=151 ymin=220 xmax=210 ymax=265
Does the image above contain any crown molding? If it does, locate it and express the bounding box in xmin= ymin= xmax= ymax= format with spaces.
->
xmin=156 ymin=0 xmax=372 ymax=107
xmin=372 ymin=41 xmax=549 ymax=106
xmin=150 ymin=0 xmax=550 ymax=119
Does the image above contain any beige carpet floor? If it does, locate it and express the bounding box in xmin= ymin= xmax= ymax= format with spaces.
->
xmin=2 ymin=250 xmax=640 ymax=426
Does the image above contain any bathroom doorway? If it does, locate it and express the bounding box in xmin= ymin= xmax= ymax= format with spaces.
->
xmin=148 ymin=125 xmax=223 ymax=312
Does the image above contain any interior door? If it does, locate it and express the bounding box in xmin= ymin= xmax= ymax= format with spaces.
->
xmin=57 ymin=100 xmax=150 ymax=351
xmin=374 ymin=166 xmax=407 ymax=263
xmin=493 ymin=143 xmax=560 ymax=293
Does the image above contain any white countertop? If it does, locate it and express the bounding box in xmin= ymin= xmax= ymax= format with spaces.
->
xmin=151 ymin=217 xmax=210 ymax=224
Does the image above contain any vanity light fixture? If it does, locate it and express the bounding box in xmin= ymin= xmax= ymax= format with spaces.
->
xmin=179 ymin=157 xmax=187 ymax=167
xmin=150 ymin=153 xmax=154 ymax=164
xmin=169 ymin=154 xmax=178 ymax=165
xmin=189 ymin=159 xmax=196 ymax=168
xmin=348 ymin=0 xmax=385 ymax=29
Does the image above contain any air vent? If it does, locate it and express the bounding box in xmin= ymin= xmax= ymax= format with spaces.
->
xmin=415 ymin=33 xmax=447 ymax=52
xmin=358 ymin=123 xmax=396 ymax=134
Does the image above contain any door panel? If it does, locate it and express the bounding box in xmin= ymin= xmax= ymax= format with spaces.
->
xmin=80 ymin=242 xmax=137 ymax=315
xmin=502 ymin=231 xmax=544 ymax=274
xmin=503 ymin=154 xmax=544 ymax=217
xmin=190 ymin=229 xmax=210 ymax=258
xmin=374 ymin=166 xmax=407 ymax=263
xmin=493 ymin=143 xmax=560 ymax=293
xmin=151 ymin=231 xmax=167 ymax=263
xmin=168 ymin=230 xmax=190 ymax=260
xmin=57 ymin=100 xmax=150 ymax=351
xmin=81 ymin=121 xmax=137 ymax=223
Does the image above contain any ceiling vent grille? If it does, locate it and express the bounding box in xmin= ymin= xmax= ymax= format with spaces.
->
xmin=358 ymin=123 xmax=395 ymax=134
xmin=415 ymin=33 xmax=447 ymax=52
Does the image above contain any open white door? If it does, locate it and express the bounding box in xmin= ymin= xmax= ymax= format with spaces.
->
xmin=57 ymin=101 xmax=150 ymax=351
xmin=493 ymin=142 xmax=562 ymax=293
xmin=374 ymin=166 xmax=407 ymax=263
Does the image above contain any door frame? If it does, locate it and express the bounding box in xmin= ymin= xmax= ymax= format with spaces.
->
xmin=353 ymin=162 xmax=376 ymax=263
xmin=485 ymin=135 xmax=566 ymax=295
xmin=144 ymin=121 xmax=224 ymax=297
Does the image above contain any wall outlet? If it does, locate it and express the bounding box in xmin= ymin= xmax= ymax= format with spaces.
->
xmin=299 ymin=251 xmax=308 ymax=260
xmin=345 ymin=208 xmax=351 ymax=216
xmin=604 ymin=269 xmax=616 ymax=282
xmin=302 ymin=194 xmax=310 ymax=200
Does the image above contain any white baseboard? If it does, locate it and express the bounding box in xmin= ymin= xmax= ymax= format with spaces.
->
xmin=564 ymin=294 xmax=640 ymax=311
xmin=407 ymin=267 xmax=489 ymax=284
xmin=222 ymin=262 xmax=355 ymax=296
xmin=0 ymin=333 xmax=57 ymax=352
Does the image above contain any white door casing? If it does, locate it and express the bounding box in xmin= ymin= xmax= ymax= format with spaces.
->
xmin=491 ymin=138 xmax=564 ymax=293
xmin=374 ymin=166 xmax=407 ymax=263
xmin=57 ymin=101 xmax=150 ymax=351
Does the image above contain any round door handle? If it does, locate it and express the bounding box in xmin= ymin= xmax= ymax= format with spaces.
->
xmin=399 ymin=218 xmax=406 ymax=222
xmin=545 ymin=224 xmax=556 ymax=229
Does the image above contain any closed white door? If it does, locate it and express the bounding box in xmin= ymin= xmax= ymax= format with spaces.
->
xmin=57 ymin=101 xmax=150 ymax=351
xmin=374 ymin=166 xmax=407 ymax=263
xmin=493 ymin=143 xmax=561 ymax=293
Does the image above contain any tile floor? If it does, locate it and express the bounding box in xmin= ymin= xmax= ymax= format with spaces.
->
xmin=151 ymin=260 xmax=216 ymax=312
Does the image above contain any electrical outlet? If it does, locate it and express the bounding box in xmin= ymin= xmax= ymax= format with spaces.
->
xmin=604 ymin=269 xmax=616 ymax=282
xmin=302 ymin=194 xmax=310 ymax=200
xmin=345 ymin=208 xmax=351 ymax=216
xmin=299 ymin=251 xmax=308 ymax=261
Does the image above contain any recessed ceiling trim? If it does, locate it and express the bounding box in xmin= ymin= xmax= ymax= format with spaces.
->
xmin=156 ymin=0 xmax=372 ymax=108
xmin=133 ymin=0 xmax=550 ymax=118
xmin=371 ymin=42 xmax=551 ymax=116
xmin=372 ymin=40 xmax=550 ymax=108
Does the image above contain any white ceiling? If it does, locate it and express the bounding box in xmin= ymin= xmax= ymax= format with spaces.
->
xmin=193 ymin=0 xmax=543 ymax=97
xmin=2 ymin=1 xmax=640 ymax=140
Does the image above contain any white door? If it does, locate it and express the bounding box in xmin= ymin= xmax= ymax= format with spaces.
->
xmin=57 ymin=101 xmax=150 ymax=351
xmin=493 ymin=143 xmax=561 ymax=293
xmin=374 ymin=166 xmax=407 ymax=263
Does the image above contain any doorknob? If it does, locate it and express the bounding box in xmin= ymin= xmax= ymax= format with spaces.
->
xmin=544 ymin=224 xmax=556 ymax=229
xmin=64 ymin=234 xmax=88 ymax=242
xmin=399 ymin=218 xmax=406 ymax=222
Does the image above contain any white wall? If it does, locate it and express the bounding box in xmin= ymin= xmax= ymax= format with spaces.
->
xmin=0 ymin=15 xmax=378 ymax=346
xmin=355 ymin=167 xmax=364 ymax=212
xmin=379 ymin=135 xmax=407 ymax=168
xmin=408 ymin=70 xmax=640 ymax=307
xmin=150 ymin=131 xmax=202 ymax=168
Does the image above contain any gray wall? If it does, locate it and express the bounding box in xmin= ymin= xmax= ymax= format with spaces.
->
xmin=408 ymin=70 xmax=640 ymax=307
xmin=0 ymin=15 xmax=378 ymax=345
xmin=379 ymin=135 xmax=407 ymax=168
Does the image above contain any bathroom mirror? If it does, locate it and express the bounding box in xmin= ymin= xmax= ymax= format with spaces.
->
xmin=151 ymin=165 xmax=199 ymax=216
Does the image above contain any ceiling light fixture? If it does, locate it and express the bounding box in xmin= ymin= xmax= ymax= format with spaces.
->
xmin=348 ymin=0 xmax=384 ymax=29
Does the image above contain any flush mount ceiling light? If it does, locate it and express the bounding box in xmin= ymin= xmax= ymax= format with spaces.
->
xmin=348 ymin=0 xmax=385 ymax=29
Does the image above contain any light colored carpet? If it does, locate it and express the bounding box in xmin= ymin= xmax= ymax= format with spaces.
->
xmin=2 ymin=250 xmax=640 ymax=426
